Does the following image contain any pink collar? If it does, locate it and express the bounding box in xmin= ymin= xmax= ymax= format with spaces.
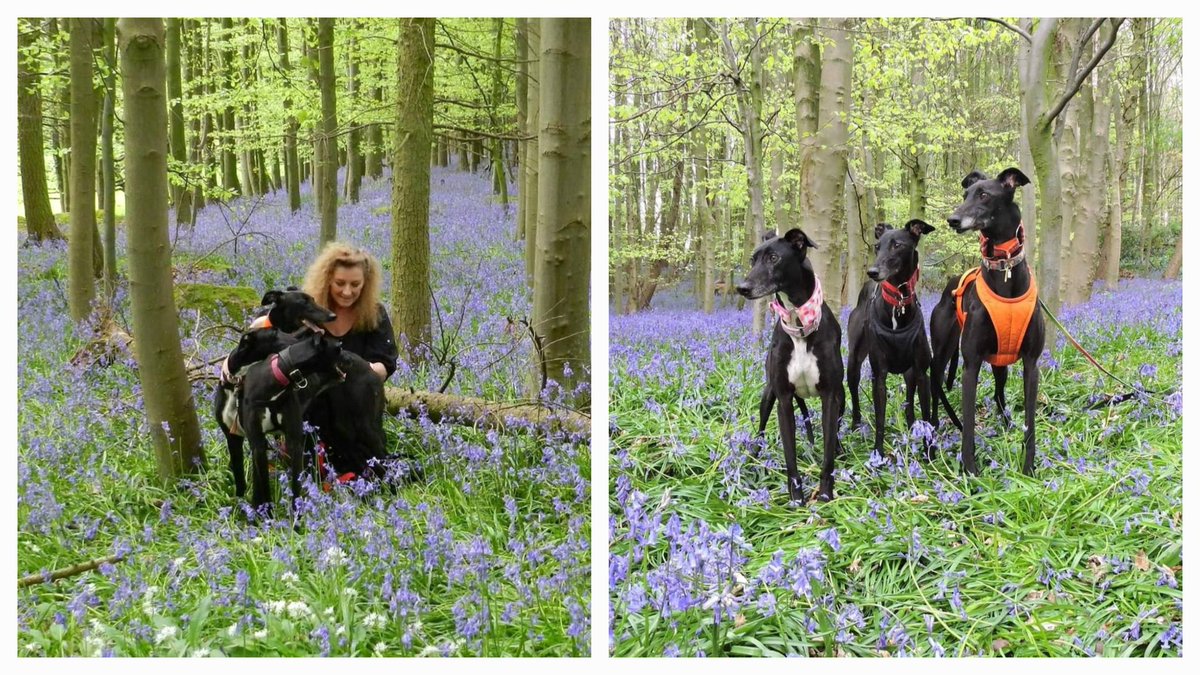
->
xmin=769 ymin=277 xmax=823 ymax=338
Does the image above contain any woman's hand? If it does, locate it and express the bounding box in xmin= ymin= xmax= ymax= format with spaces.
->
xmin=370 ymin=362 xmax=387 ymax=380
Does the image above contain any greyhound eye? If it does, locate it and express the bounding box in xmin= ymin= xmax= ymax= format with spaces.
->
xmin=980 ymin=192 xmax=991 ymax=201
xmin=768 ymin=252 xmax=780 ymax=264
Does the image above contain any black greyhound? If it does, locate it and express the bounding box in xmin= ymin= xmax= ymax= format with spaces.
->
xmin=214 ymin=289 xmax=335 ymax=502
xmin=737 ymin=228 xmax=845 ymax=503
xmin=236 ymin=332 xmax=349 ymax=511
xmin=847 ymin=219 xmax=936 ymax=457
xmin=930 ymin=168 xmax=1045 ymax=475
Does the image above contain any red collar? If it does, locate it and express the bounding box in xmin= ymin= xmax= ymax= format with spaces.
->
xmin=880 ymin=267 xmax=920 ymax=308
xmin=980 ymin=222 xmax=1026 ymax=274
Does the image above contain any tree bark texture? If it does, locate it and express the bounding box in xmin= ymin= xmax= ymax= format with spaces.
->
xmin=117 ymin=17 xmax=206 ymax=482
xmin=17 ymin=21 xmax=63 ymax=242
xmin=531 ymin=18 xmax=590 ymax=407
xmin=69 ymin=18 xmax=100 ymax=320
xmin=391 ymin=18 xmax=435 ymax=357
xmin=318 ymin=18 xmax=339 ymax=243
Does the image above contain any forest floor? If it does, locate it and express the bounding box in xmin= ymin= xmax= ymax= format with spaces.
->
xmin=609 ymin=278 xmax=1181 ymax=657
xmin=17 ymin=166 xmax=590 ymax=656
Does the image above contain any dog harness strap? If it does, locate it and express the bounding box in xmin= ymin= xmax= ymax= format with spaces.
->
xmin=880 ymin=267 xmax=920 ymax=308
xmin=954 ymin=267 xmax=1039 ymax=367
xmin=269 ymin=354 xmax=291 ymax=386
xmin=771 ymin=277 xmax=823 ymax=338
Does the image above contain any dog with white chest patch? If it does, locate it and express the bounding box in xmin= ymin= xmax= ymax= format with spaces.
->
xmin=737 ymin=229 xmax=845 ymax=504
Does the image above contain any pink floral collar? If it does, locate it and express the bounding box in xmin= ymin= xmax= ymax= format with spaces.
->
xmin=769 ymin=277 xmax=823 ymax=338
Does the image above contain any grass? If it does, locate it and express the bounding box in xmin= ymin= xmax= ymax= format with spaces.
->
xmin=609 ymin=279 xmax=1182 ymax=657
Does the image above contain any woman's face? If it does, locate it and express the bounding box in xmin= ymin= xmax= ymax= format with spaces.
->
xmin=329 ymin=264 xmax=365 ymax=310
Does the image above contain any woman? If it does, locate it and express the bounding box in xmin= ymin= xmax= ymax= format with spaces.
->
xmin=300 ymin=242 xmax=399 ymax=481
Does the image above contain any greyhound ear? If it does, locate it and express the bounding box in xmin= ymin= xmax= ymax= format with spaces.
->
xmin=962 ymin=171 xmax=987 ymax=190
xmin=761 ymin=230 xmax=775 ymax=243
xmin=874 ymin=223 xmax=892 ymax=240
xmin=783 ymin=228 xmax=818 ymax=249
xmin=997 ymin=167 xmax=1031 ymax=191
xmin=905 ymin=219 xmax=935 ymax=238
xmin=285 ymin=285 xmax=300 ymax=292
xmin=261 ymin=290 xmax=282 ymax=306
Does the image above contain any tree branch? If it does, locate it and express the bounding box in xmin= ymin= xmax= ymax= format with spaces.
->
xmin=955 ymin=17 xmax=1032 ymax=42
xmin=1044 ymin=18 xmax=1125 ymax=125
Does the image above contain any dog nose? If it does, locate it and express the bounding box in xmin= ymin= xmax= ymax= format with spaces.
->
xmin=867 ymin=267 xmax=880 ymax=281
xmin=735 ymin=282 xmax=752 ymax=297
xmin=947 ymin=216 xmax=961 ymax=229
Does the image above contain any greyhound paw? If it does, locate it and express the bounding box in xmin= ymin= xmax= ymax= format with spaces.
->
xmin=816 ymin=490 xmax=834 ymax=503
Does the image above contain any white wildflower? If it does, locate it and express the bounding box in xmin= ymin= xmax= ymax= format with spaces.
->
xmin=226 ymin=623 xmax=240 ymax=637
xmin=24 ymin=643 xmax=42 ymax=653
xmin=322 ymin=546 xmax=348 ymax=566
xmin=343 ymin=586 xmax=358 ymax=598
xmin=264 ymin=600 xmax=287 ymax=614
xmin=336 ymin=625 xmax=347 ymax=637
xmin=280 ymin=571 xmax=299 ymax=585
xmin=286 ymin=601 xmax=312 ymax=620
xmin=191 ymin=648 xmax=211 ymax=657
xmin=363 ymin=612 xmax=387 ymax=630
xmin=155 ymin=625 xmax=178 ymax=645
xmin=373 ymin=641 xmax=388 ymax=655
xmin=253 ymin=629 xmax=268 ymax=640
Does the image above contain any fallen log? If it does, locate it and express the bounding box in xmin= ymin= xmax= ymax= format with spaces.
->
xmin=18 ymin=553 xmax=126 ymax=589
xmin=384 ymin=387 xmax=589 ymax=435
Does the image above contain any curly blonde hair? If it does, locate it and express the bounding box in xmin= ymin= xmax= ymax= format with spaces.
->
xmin=301 ymin=241 xmax=383 ymax=331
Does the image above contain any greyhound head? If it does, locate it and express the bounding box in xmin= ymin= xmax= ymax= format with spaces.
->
xmin=736 ymin=228 xmax=819 ymax=301
xmin=947 ymin=168 xmax=1030 ymax=240
xmin=868 ymin=219 xmax=935 ymax=283
xmin=274 ymin=332 xmax=343 ymax=379
xmin=227 ymin=327 xmax=294 ymax=374
xmin=262 ymin=287 xmax=337 ymax=333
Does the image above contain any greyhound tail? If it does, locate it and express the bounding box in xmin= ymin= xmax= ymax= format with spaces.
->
xmin=937 ymin=382 xmax=963 ymax=431
xmin=947 ymin=347 xmax=959 ymax=389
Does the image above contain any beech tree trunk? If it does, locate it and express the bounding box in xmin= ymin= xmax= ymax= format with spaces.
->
xmin=391 ymin=18 xmax=435 ymax=358
xmin=167 ymin=18 xmax=191 ymax=224
xmin=531 ymin=18 xmax=590 ymax=408
xmin=515 ymin=18 xmax=529 ymax=240
xmin=101 ymin=19 xmax=118 ymax=298
xmin=69 ymin=18 xmax=100 ymax=321
xmin=523 ymin=22 xmax=541 ymax=286
xmin=17 ymin=21 xmax=63 ymax=242
xmin=117 ymin=17 xmax=205 ymax=482
xmin=317 ymin=18 xmax=338 ymax=243
xmin=345 ymin=27 xmax=362 ymax=204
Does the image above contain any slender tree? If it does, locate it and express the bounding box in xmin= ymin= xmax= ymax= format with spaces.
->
xmin=101 ymin=18 xmax=118 ymax=299
xmin=17 ymin=20 xmax=63 ymax=242
xmin=391 ymin=18 xmax=435 ymax=357
xmin=69 ymin=18 xmax=101 ymax=320
xmin=166 ymin=18 xmax=191 ymax=224
xmin=531 ymin=18 xmax=590 ymax=407
xmin=318 ymin=17 xmax=338 ymax=243
xmin=117 ymin=17 xmax=205 ymax=482
xmin=523 ymin=21 xmax=540 ymax=285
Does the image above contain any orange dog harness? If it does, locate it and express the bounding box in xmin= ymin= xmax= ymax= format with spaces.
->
xmin=954 ymin=232 xmax=1039 ymax=367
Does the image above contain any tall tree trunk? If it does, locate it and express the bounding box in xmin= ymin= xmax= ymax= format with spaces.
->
xmin=1103 ymin=88 xmax=1127 ymax=290
xmin=366 ymin=76 xmax=385 ymax=179
xmin=101 ymin=18 xmax=118 ymax=299
xmin=531 ymin=18 xmax=590 ymax=408
xmin=391 ymin=18 xmax=434 ymax=358
xmin=802 ymin=18 xmax=852 ymax=312
xmin=17 ymin=20 xmax=63 ymax=241
xmin=277 ymin=19 xmax=301 ymax=213
xmin=515 ymin=18 xmax=529 ymax=240
xmin=166 ymin=18 xmax=192 ymax=224
xmin=1163 ymin=232 xmax=1182 ymax=279
xmin=908 ymin=58 xmax=929 ymax=221
xmin=48 ymin=19 xmax=70 ymax=214
xmin=117 ymin=17 xmax=205 ymax=482
xmin=345 ymin=26 xmax=362 ymax=204
xmin=69 ymin=18 xmax=100 ymax=321
xmin=318 ymin=17 xmax=338 ymax=243
xmin=219 ymin=18 xmax=240 ymax=195
xmin=491 ymin=18 xmax=509 ymax=206
xmin=523 ymin=22 xmax=541 ymax=286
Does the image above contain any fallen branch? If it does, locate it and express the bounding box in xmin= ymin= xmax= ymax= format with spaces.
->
xmin=18 ymin=553 xmax=126 ymax=588
xmin=384 ymin=387 xmax=589 ymax=435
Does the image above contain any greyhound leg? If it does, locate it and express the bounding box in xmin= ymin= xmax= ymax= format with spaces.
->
xmin=1022 ymin=354 xmax=1039 ymax=475
xmin=993 ymin=365 xmax=1013 ymax=427
xmin=847 ymin=340 xmax=865 ymax=428
xmin=871 ymin=362 xmax=888 ymax=456
xmin=817 ymin=394 xmax=838 ymax=501
xmin=777 ymin=391 xmax=804 ymax=504
xmin=961 ymin=359 xmax=982 ymax=476
xmin=795 ymin=396 xmax=815 ymax=445
xmin=903 ymin=370 xmax=918 ymax=428
xmin=756 ymin=384 xmax=775 ymax=437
